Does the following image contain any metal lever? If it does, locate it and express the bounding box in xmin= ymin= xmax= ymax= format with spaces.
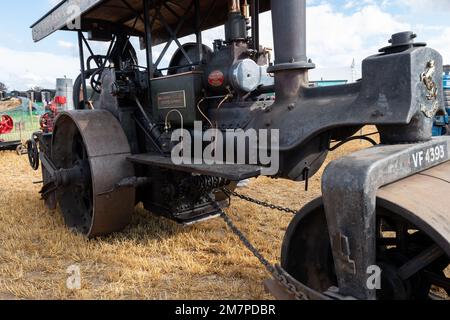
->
xmin=98 ymin=177 xmax=152 ymax=196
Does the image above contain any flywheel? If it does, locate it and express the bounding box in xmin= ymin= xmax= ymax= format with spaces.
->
xmin=50 ymin=110 xmax=136 ymax=238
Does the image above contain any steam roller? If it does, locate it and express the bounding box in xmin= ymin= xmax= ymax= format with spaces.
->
xmin=29 ymin=0 xmax=449 ymax=299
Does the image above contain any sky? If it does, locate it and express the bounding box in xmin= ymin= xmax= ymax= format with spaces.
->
xmin=0 ymin=0 xmax=449 ymax=90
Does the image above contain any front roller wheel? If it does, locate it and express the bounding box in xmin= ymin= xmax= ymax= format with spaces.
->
xmin=51 ymin=110 xmax=136 ymax=238
xmin=281 ymin=198 xmax=450 ymax=300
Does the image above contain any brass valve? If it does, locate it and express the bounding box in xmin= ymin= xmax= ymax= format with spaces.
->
xmin=229 ymin=0 xmax=241 ymax=13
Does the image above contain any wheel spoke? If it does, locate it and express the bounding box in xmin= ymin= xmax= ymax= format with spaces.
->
xmin=395 ymin=220 xmax=409 ymax=253
xmin=398 ymin=244 xmax=444 ymax=280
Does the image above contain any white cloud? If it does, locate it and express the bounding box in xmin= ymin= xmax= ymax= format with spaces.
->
xmin=399 ymin=0 xmax=450 ymax=12
xmin=427 ymin=27 xmax=450 ymax=64
xmin=257 ymin=2 xmax=449 ymax=71
xmin=3 ymin=0 xmax=449 ymax=90
xmin=307 ymin=4 xmax=410 ymax=67
xmin=258 ymin=4 xmax=411 ymax=68
xmin=0 ymin=46 xmax=79 ymax=90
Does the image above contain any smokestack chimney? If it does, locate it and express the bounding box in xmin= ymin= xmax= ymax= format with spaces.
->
xmin=226 ymin=0 xmax=247 ymax=42
xmin=268 ymin=0 xmax=315 ymax=102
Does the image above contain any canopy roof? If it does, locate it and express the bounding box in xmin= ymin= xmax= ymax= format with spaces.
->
xmin=31 ymin=0 xmax=270 ymax=44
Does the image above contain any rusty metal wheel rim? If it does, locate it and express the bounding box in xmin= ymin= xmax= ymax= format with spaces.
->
xmin=53 ymin=117 xmax=94 ymax=235
xmin=52 ymin=110 xmax=136 ymax=238
xmin=281 ymin=200 xmax=450 ymax=300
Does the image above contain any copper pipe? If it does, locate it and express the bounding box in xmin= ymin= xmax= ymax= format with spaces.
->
xmin=229 ymin=0 xmax=241 ymax=13
xmin=242 ymin=0 xmax=250 ymax=18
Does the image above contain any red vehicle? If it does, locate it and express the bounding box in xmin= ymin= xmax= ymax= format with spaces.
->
xmin=39 ymin=96 xmax=67 ymax=133
xmin=0 ymin=114 xmax=23 ymax=152
xmin=0 ymin=115 xmax=13 ymax=135
xmin=28 ymin=95 xmax=68 ymax=168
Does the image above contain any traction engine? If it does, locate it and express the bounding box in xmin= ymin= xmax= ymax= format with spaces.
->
xmin=28 ymin=0 xmax=450 ymax=300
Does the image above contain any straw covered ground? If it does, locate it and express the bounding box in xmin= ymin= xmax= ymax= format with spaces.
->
xmin=0 ymin=128 xmax=447 ymax=300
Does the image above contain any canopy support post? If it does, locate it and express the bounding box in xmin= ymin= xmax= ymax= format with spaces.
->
xmin=251 ymin=0 xmax=260 ymax=51
xmin=77 ymin=31 xmax=88 ymax=110
xmin=195 ymin=0 xmax=203 ymax=64
xmin=143 ymin=0 xmax=154 ymax=98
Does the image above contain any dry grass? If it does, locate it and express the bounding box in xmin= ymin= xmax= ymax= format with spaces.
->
xmin=0 ymin=128 xmax=446 ymax=300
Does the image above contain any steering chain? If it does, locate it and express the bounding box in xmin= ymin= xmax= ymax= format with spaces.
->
xmin=210 ymin=189 xmax=307 ymax=300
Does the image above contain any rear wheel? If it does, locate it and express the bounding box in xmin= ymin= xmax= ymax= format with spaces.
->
xmin=281 ymin=199 xmax=450 ymax=300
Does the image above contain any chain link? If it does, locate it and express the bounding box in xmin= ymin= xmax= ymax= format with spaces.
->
xmin=219 ymin=211 xmax=275 ymax=275
xmin=222 ymin=188 xmax=299 ymax=215
xmin=210 ymin=191 xmax=308 ymax=300
xmin=274 ymin=267 xmax=308 ymax=300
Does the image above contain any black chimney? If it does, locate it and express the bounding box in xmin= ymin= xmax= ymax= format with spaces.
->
xmin=268 ymin=0 xmax=315 ymax=102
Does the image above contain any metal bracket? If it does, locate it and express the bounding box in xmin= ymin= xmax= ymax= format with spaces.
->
xmin=322 ymin=136 xmax=450 ymax=300
xmin=421 ymin=101 xmax=439 ymax=118
xmin=421 ymin=60 xmax=438 ymax=101
xmin=420 ymin=59 xmax=439 ymax=118
xmin=334 ymin=233 xmax=357 ymax=275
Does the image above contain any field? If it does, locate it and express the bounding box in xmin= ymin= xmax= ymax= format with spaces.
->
xmin=0 ymin=128 xmax=447 ymax=300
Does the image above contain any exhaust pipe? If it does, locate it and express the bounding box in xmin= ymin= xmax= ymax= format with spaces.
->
xmin=229 ymin=0 xmax=241 ymax=13
xmin=226 ymin=0 xmax=247 ymax=42
xmin=268 ymin=0 xmax=315 ymax=102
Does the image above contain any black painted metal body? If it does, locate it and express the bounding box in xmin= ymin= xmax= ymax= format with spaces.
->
xmin=323 ymin=137 xmax=450 ymax=299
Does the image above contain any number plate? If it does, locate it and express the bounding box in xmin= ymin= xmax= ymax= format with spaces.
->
xmin=410 ymin=143 xmax=448 ymax=170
